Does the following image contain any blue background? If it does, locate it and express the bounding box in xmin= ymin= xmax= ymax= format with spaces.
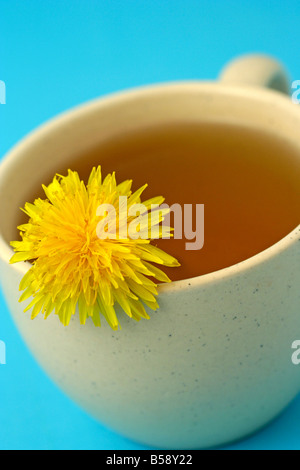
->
xmin=1 ymin=0 xmax=300 ymax=450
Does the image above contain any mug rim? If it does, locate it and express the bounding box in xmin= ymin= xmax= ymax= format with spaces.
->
xmin=0 ymin=80 xmax=299 ymax=292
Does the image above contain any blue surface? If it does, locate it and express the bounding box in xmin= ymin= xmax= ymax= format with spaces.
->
xmin=1 ymin=0 xmax=300 ymax=450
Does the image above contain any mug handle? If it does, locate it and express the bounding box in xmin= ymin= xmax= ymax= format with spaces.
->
xmin=219 ymin=53 xmax=290 ymax=95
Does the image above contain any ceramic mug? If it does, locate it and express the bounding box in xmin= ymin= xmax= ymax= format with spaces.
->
xmin=0 ymin=54 xmax=299 ymax=449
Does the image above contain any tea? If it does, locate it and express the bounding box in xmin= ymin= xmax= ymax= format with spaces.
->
xmin=21 ymin=122 xmax=300 ymax=281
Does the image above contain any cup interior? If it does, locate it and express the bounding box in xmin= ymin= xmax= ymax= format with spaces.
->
xmin=1 ymin=82 xmax=300 ymax=273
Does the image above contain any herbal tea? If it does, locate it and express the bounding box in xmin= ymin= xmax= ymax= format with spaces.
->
xmin=23 ymin=122 xmax=300 ymax=281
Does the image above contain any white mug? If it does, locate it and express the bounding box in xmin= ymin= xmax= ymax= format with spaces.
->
xmin=0 ymin=54 xmax=299 ymax=449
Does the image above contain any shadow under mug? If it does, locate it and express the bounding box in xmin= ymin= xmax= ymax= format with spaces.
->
xmin=0 ymin=54 xmax=300 ymax=449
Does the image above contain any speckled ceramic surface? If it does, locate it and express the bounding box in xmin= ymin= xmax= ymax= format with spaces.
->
xmin=0 ymin=56 xmax=300 ymax=449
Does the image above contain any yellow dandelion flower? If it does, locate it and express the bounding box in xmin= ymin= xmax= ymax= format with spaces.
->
xmin=10 ymin=167 xmax=180 ymax=330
